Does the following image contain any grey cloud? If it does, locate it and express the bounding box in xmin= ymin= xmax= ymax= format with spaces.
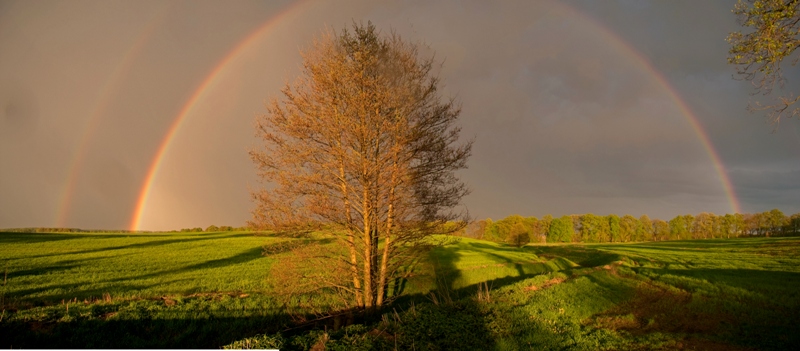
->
xmin=1 ymin=0 xmax=797 ymax=231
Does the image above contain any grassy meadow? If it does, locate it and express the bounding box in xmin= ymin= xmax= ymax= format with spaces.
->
xmin=1 ymin=231 xmax=799 ymax=349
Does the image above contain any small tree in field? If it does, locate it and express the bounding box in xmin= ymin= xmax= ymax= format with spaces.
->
xmin=250 ymin=22 xmax=472 ymax=309
xmin=507 ymin=222 xmax=530 ymax=248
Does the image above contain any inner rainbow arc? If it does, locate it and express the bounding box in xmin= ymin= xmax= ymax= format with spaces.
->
xmin=563 ymin=5 xmax=742 ymax=215
xmin=129 ymin=1 xmax=310 ymax=232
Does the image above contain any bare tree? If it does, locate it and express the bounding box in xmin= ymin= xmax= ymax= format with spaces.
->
xmin=250 ymin=22 xmax=472 ymax=310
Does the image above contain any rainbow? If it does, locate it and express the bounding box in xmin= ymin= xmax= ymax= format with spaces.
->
xmin=557 ymin=4 xmax=741 ymax=215
xmin=129 ymin=0 xmax=311 ymax=231
xmin=55 ymin=6 xmax=169 ymax=227
xmin=129 ymin=1 xmax=741 ymax=231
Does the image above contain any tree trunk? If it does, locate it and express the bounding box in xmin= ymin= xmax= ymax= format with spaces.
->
xmin=362 ymin=187 xmax=373 ymax=309
xmin=376 ymin=177 xmax=395 ymax=306
xmin=340 ymin=163 xmax=362 ymax=307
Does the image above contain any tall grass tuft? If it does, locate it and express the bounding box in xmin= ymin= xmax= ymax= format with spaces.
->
xmin=475 ymin=281 xmax=492 ymax=303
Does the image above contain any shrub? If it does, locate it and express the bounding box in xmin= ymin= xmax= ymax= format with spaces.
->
xmin=397 ymin=301 xmax=493 ymax=350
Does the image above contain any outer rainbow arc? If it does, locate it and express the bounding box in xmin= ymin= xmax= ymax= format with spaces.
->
xmin=129 ymin=1 xmax=310 ymax=232
xmin=55 ymin=6 xmax=170 ymax=227
xmin=557 ymin=3 xmax=742 ymax=215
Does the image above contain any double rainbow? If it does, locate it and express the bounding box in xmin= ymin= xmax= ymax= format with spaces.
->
xmin=51 ymin=1 xmax=741 ymax=231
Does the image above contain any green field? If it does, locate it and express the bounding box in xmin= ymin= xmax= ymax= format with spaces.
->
xmin=1 ymin=231 xmax=799 ymax=349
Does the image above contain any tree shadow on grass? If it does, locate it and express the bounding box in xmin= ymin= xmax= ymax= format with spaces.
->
xmin=176 ymin=245 xmax=268 ymax=272
xmin=634 ymin=267 xmax=800 ymax=295
xmin=467 ymin=241 xmax=530 ymax=253
xmin=7 ymin=265 xmax=74 ymax=279
xmin=4 ymin=282 xmax=159 ymax=309
xmin=391 ymin=243 xmax=582 ymax=310
xmin=528 ymin=245 xmax=623 ymax=268
xmin=0 ymin=232 xmax=138 ymax=244
xmin=8 ymin=257 xmax=102 ymax=279
xmin=5 ymin=244 xmax=273 ymax=304
xmin=174 ymin=238 xmax=333 ymax=274
xmin=91 ymin=246 xmax=271 ymax=291
xmin=609 ymin=237 xmax=800 ymax=250
xmin=16 ymin=232 xmax=254 ymax=260
xmin=261 ymin=238 xmax=334 ymax=255
xmin=0 ymin=304 xmax=296 ymax=348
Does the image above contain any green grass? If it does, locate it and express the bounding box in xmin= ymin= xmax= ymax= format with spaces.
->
xmin=241 ymin=237 xmax=800 ymax=350
xmin=0 ymin=231 xmax=279 ymax=303
xmin=398 ymin=238 xmax=579 ymax=300
xmin=2 ymin=232 xmax=799 ymax=349
xmin=0 ymin=231 xmax=303 ymax=348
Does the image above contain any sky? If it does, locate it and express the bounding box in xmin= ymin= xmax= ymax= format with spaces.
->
xmin=1 ymin=0 xmax=798 ymax=231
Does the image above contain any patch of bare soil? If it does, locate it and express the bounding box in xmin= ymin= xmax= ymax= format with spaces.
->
xmin=523 ymin=260 xmax=623 ymax=293
xmin=523 ymin=277 xmax=565 ymax=292
xmin=593 ymin=263 xmax=620 ymax=275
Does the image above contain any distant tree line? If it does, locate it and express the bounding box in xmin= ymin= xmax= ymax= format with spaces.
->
xmin=460 ymin=209 xmax=800 ymax=245
xmin=177 ymin=225 xmax=250 ymax=232
xmin=0 ymin=227 xmax=148 ymax=233
xmin=6 ymin=209 xmax=798 ymax=243
xmin=155 ymin=225 xmax=253 ymax=233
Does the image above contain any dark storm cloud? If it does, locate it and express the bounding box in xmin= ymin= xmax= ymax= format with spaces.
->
xmin=1 ymin=0 xmax=797 ymax=230
xmin=732 ymin=167 xmax=800 ymax=212
xmin=566 ymin=0 xmax=800 ymax=214
xmin=394 ymin=1 xmax=732 ymax=219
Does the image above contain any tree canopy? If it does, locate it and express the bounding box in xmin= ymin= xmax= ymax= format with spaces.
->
xmin=250 ymin=22 xmax=472 ymax=309
xmin=728 ymin=0 xmax=800 ymax=124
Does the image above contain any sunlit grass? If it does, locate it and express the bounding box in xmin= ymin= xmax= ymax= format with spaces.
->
xmin=0 ymin=231 xmax=285 ymax=302
xmin=0 ymin=230 xmax=303 ymax=348
xmin=2 ymin=232 xmax=799 ymax=349
xmin=407 ymin=238 xmax=578 ymax=295
xmin=237 ymin=237 xmax=800 ymax=350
